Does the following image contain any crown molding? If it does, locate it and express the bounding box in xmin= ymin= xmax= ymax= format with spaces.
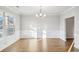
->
xmin=60 ymin=6 xmax=75 ymax=15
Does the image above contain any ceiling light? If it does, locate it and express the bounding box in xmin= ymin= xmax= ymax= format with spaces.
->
xmin=43 ymin=14 xmax=46 ymax=17
xmin=36 ymin=6 xmax=46 ymax=17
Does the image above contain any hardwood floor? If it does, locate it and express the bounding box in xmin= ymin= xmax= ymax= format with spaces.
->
xmin=71 ymin=47 xmax=79 ymax=52
xmin=1 ymin=38 xmax=73 ymax=52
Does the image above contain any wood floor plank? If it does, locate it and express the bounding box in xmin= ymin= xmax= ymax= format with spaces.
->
xmin=1 ymin=38 xmax=73 ymax=52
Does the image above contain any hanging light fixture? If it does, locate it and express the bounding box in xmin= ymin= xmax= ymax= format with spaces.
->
xmin=36 ymin=6 xmax=46 ymax=17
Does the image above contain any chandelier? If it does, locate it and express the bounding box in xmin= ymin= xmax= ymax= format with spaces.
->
xmin=36 ymin=6 xmax=46 ymax=17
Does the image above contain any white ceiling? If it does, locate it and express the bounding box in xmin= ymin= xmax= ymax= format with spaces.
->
xmin=5 ymin=6 xmax=72 ymax=15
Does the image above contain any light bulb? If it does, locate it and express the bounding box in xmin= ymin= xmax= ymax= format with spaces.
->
xmin=43 ymin=14 xmax=46 ymax=17
xmin=36 ymin=14 xmax=39 ymax=17
xmin=40 ymin=13 xmax=42 ymax=16
xmin=36 ymin=13 xmax=46 ymax=17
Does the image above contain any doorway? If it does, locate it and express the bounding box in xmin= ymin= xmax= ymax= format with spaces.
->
xmin=65 ymin=16 xmax=74 ymax=41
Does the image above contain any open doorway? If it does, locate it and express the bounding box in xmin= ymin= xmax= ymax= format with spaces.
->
xmin=65 ymin=16 xmax=74 ymax=41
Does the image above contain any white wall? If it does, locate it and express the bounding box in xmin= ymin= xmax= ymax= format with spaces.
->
xmin=20 ymin=15 xmax=37 ymax=38
xmin=74 ymin=7 xmax=79 ymax=49
xmin=0 ymin=8 xmax=20 ymax=51
xmin=21 ymin=15 xmax=60 ymax=38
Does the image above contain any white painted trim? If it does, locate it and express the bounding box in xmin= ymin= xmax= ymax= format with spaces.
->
xmin=59 ymin=37 xmax=66 ymax=41
xmin=0 ymin=6 xmax=19 ymax=15
xmin=68 ymin=41 xmax=74 ymax=52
